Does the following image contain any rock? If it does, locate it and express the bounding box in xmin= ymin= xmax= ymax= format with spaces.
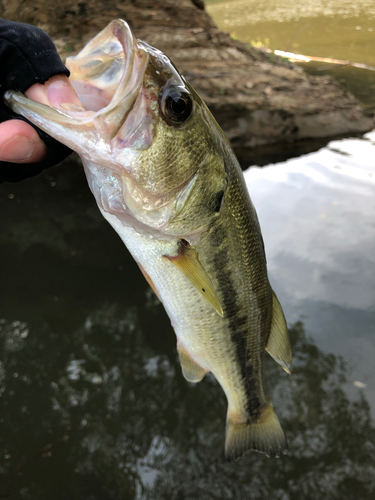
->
xmin=1 ymin=0 xmax=373 ymax=162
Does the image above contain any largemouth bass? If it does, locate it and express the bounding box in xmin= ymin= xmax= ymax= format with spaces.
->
xmin=5 ymin=20 xmax=292 ymax=460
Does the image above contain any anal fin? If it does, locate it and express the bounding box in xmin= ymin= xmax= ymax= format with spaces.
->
xmin=177 ymin=343 xmax=208 ymax=383
xmin=225 ymin=404 xmax=287 ymax=461
xmin=265 ymin=290 xmax=292 ymax=374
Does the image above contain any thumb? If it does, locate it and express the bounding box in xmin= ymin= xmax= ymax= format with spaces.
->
xmin=25 ymin=74 xmax=83 ymax=109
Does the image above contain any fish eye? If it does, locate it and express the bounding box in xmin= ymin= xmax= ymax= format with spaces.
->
xmin=161 ymin=87 xmax=194 ymax=125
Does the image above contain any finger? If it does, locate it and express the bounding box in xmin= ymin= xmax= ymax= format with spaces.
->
xmin=0 ymin=76 xmax=82 ymax=165
xmin=0 ymin=120 xmax=47 ymax=163
xmin=25 ymin=74 xmax=82 ymax=108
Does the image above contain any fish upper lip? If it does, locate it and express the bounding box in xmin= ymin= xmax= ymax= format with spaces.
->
xmin=68 ymin=19 xmax=150 ymax=141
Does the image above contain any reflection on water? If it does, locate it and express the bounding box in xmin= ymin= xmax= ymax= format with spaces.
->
xmin=245 ymin=131 xmax=375 ymax=415
xmin=1 ymin=130 xmax=375 ymax=498
xmin=1 ymin=307 xmax=375 ymax=499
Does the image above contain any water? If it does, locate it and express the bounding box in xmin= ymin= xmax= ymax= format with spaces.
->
xmin=1 ymin=3 xmax=375 ymax=499
xmin=207 ymin=0 xmax=375 ymax=110
xmin=247 ymin=132 xmax=375 ymax=414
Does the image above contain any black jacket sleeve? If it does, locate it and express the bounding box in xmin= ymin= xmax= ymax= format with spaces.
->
xmin=0 ymin=19 xmax=73 ymax=183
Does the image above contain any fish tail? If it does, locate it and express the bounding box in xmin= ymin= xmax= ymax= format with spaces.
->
xmin=225 ymin=404 xmax=287 ymax=461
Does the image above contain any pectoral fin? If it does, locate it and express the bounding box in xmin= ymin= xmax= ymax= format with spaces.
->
xmin=177 ymin=343 xmax=208 ymax=383
xmin=265 ymin=291 xmax=292 ymax=374
xmin=164 ymin=241 xmax=224 ymax=317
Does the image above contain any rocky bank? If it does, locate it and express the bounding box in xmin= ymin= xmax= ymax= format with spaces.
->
xmin=1 ymin=0 xmax=373 ymax=163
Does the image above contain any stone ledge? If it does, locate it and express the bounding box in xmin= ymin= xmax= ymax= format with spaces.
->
xmin=2 ymin=0 xmax=373 ymax=162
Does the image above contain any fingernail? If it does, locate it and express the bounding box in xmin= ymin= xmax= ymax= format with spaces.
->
xmin=0 ymin=136 xmax=35 ymax=161
xmin=47 ymin=80 xmax=80 ymax=108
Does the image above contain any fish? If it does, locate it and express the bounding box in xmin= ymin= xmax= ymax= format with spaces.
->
xmin=4 ymin=19 xmax=292 ymax=460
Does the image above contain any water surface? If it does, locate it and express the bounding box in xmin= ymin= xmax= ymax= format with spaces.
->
xmin=207 ymin=0 xmax=375 ymax=109
xmin=1 ymin=132 xmax=375 ymax=499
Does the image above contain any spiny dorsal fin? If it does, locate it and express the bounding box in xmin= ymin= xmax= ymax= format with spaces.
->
xmin=265 ymin=291 xmax=292 ymax=374
xmin=177 ymin=343 xmax=208 ymax=383
xmin=164 ymin=240 xmax=224 ymax=317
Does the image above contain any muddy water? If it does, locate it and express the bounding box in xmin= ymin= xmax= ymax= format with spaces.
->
xmin=1 ymin=3 xmax=375 ymax=499
xmin=207 ymin=0 xmax=375 ymax=109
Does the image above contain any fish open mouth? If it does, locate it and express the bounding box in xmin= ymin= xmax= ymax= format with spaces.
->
xmin=68 ymin=19 xmax=149 ymax=140
xmin=4 ymin=20 xmax=148 ymax=142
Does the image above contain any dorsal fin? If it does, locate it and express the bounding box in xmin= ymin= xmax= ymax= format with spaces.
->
xmin=265 ymin=291 xmax=292 ymax=374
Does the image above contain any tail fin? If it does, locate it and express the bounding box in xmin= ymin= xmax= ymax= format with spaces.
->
xmin=225 ymin=404 xmax=287 ymax=461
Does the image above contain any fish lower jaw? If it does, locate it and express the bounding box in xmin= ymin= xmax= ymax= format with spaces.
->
xmin=101 ymin=206 xmax=208 ymax=246
xmin=96 ymin=203 xmax=197 ymax=247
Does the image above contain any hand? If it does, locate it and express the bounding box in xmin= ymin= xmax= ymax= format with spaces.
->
xmin=0 ymin=75 xmax=81 ymax=164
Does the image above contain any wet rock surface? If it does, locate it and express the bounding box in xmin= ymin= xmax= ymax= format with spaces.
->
xmin=1 ymin=0 xmax=373 ymax=161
